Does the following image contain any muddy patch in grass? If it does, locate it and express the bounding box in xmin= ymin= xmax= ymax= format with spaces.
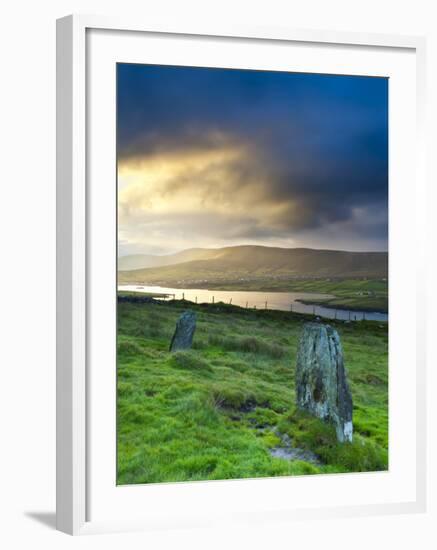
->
xmin=269 ymin=432 xmax=321 ymax=465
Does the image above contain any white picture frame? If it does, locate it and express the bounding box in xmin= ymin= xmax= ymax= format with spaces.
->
xmin=56 ymin=14 xmax=427 ymax=535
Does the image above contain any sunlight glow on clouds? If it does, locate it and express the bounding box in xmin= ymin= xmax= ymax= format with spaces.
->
xmin=117 ymin=64 xmax=388 ymax=256
xmin=118 ymin=137 xmax=304 ymax=255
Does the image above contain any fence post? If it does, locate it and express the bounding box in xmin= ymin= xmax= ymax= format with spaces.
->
xmin=182 ymin=292 xmax=185 ymax=301
xmin=290 ymin=303 xmax=293 ymax=312
xmin=229 ymin=298 xmax=232 ymax=305
xmin=195 ymin=296 xmax=197 ymax=304
xmin=265 ymin=301 xmax=267 ymax=310
xmin=348 ymin=310 xmax=351 ymax=321
xmin=212 ymin=296 xmax=214 ymax=304
xmin=246 ymin=301 xmax=248 ymax=308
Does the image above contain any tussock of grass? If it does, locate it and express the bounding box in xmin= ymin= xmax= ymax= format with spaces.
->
xmin=211 ymin=387 xmax=258 ymax=410
xmin=117 ymin=298 xmax=388 ymax=484
xmin=117 ymin=338 xmax=143 ymax=356
xmin=278 ymin=409 xmax=387 ymax=473
xmin=133 ymin=323 xmax=165 ymax=339
xmin=171 ymin=350 xmax=213 ymax=372
xmin=208 ymin=334 xmax=286 ymax=358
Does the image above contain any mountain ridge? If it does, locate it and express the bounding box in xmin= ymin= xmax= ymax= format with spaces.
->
xmin=118 ymin=245 xmax=388 ymax=283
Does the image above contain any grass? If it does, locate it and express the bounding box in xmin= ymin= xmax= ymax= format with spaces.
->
xmin=117 ymin=296 xmax=388 ymax=485
xmin=194 ymin=278 xmax=388 ymax=313
xmin=119 ymin=277 xmax=388 ymax=312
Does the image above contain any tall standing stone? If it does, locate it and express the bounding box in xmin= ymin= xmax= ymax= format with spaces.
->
xmin=169 ymin=311 xmax=197 ymax=352
xmin=296 ymin=322 xmax=353 ymax=442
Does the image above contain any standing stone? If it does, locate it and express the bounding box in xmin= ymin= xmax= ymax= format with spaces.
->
xmin=296 ymin=322 xmax=353 ymax=442
xmin=169 ymin=311 xmax=197 ymax=352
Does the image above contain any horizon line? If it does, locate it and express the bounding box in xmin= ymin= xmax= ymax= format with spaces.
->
xmin=118 ymin=244 xmax=389 ymax=258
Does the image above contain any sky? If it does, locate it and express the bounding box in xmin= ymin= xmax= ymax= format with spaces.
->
xmin=117 ymin=63 xmax=388 ymax=257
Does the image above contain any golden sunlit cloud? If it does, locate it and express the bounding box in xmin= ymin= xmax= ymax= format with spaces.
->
xmin=117 ymin=135 xmax=304 ymax=255
xmin=116 ymin=65 xmax=388 ymax=256
xmin=119 ymin=145 xmax=247 ymax=214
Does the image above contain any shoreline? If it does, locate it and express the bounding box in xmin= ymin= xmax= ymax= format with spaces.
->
xmin=118 ymin=280 xmax=388 ymax=316
xmin=295 ymin=298 xmax=388 ymax=315
xmin=118 ymin=291 xmax=388 ymax=322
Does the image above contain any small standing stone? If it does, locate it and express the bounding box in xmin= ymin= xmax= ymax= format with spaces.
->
xmin=169 ymin=311 xmax=197 ymax=352
xmin=296 ymin=322 xmax=353 ymax=442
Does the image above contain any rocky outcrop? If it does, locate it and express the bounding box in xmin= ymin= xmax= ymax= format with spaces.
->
xmin=169 ymin=311 xmax=197 ymax=352
xmin=296 ymin=322 xmax=353 ymax=442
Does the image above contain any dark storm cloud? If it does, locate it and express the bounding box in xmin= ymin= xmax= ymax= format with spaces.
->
xmin=117 ymin=64 xmax=388 ymax=251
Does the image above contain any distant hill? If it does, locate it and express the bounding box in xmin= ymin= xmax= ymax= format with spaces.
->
xmin=118 ymin=245 xmax=388 ymax=285
xmin=118 ymin=248 xmax=221 ymax=271
xmin=118 ymin=248 xmax=207 ymax=271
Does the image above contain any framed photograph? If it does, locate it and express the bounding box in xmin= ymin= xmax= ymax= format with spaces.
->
xmin=56 ymin=14 xmax=427 ymax=535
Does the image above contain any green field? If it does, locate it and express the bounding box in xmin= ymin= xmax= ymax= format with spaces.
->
xmin=195 ymin=278 xmax=388 ymax=313
xmin=117 ymin=296 xmax=388 ymax=485
xmin=119 ymin=277 xmax=388 ymax=313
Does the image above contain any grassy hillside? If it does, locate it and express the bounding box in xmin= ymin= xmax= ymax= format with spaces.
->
xmin=286 ymin=279 xmax=388 ymax=313
xmin=118 ymin=245 xmax=388 ymax=283
xmin=117 ymin=296 xmax=388 ymax=484
xmin=119 ymin=248 xmax=220 ymax=271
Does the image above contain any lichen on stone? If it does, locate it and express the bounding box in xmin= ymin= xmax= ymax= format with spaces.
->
xmin=296 ymin=322 xmax=353 ymax=442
